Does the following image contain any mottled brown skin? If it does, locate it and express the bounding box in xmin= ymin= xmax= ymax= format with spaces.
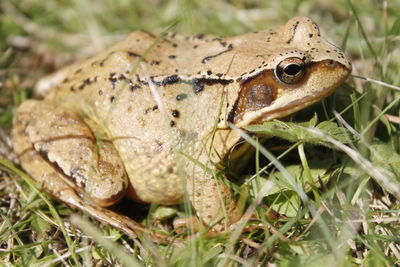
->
xmin=12 ymin=17 xmax=351 ymax=238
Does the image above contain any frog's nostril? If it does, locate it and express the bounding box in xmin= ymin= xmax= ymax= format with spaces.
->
xmin=325 ymin=60 xmax=336 ymax=68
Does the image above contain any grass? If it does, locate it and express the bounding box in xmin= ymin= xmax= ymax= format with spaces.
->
xmin=1 ymin=0 xmax=400 ymax=266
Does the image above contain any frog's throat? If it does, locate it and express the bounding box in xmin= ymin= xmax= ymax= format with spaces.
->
xmin=231 ymin=59 xmax=351 ymax=127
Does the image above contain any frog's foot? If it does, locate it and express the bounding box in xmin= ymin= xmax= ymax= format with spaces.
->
xmin=172 ymin=209 xmax=282 ymax=236
xmin=11 ymin=100 xmax=178 ymax=244
xmin=188 ymin=177 xmax=242 ymax=233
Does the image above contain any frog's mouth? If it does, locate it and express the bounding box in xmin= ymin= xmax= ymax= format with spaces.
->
xmin=232 ymin=59 xmax=351 ymax=127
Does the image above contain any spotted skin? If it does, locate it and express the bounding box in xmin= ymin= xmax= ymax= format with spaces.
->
xmin=12 ymin=17 xmax=351 ymax=236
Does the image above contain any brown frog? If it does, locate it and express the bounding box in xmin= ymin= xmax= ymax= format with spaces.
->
xmin=11 ymin=16 xmax=351 ymax=240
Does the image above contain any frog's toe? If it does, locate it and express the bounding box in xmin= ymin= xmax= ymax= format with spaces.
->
xmin=172 ymin=216 xmax=201 ymax=234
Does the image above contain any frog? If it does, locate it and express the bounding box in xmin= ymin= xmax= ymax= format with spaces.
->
xmin=11 ymin=16 xmax=351 ymax=241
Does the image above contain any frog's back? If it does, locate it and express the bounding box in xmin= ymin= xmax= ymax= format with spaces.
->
xmin=35 ymin=30 xmax=245 ymax=204
xmin=37 ymin=16 xmax=350 ymax=106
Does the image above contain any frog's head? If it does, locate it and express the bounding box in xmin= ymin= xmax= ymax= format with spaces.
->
xmin=229 ymin=16 xmax=351 ymax=127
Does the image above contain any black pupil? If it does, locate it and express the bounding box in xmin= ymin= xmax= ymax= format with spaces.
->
xmin=284 ymin=64 xmax=301 ymax=76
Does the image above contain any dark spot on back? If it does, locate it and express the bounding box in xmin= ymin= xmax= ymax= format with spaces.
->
xmin=196 ymin=33 xmax=205 ymax=39
xmin=193 ymin=80 xmax=204 ymax=94
xmin=128 ymin=51 xmax=141 ymax=58
xmin=130 ymin=84 xmax=141 ymax=91
xmin=176 ymin=93 xmax=187 ymax=101
xmin=118 ymin=74 xmax=126 ymax=82
xmin=171 ymin=110 xmax=180 ymax=118
xmin=144 ymin=104 xmax=159 ymax=114
xmin=109 ymin=73 xmax=118 ymax=88
xmin=162 ymin=75 xmax=180 ymax=85
xmin=83 ymin=77 xmax=92 ymax=85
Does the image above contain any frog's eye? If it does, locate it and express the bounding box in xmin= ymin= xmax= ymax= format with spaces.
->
xmin=275 ymin=57 xmax=306 ymax=84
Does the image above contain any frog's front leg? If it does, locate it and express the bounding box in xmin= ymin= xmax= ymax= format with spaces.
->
xmin=187 ymin=167 xmax=241 ymax=232
xmin=176 ymin=130 xmax=241 ymax=232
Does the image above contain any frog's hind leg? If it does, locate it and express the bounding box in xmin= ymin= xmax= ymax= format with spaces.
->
xmin=13 ymin=145 xmax=170 ymax=242
xmin=12 ymin=100 xmax=129 ymax=207
xmin=11 ymin=100 xmax=173 ymax=243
